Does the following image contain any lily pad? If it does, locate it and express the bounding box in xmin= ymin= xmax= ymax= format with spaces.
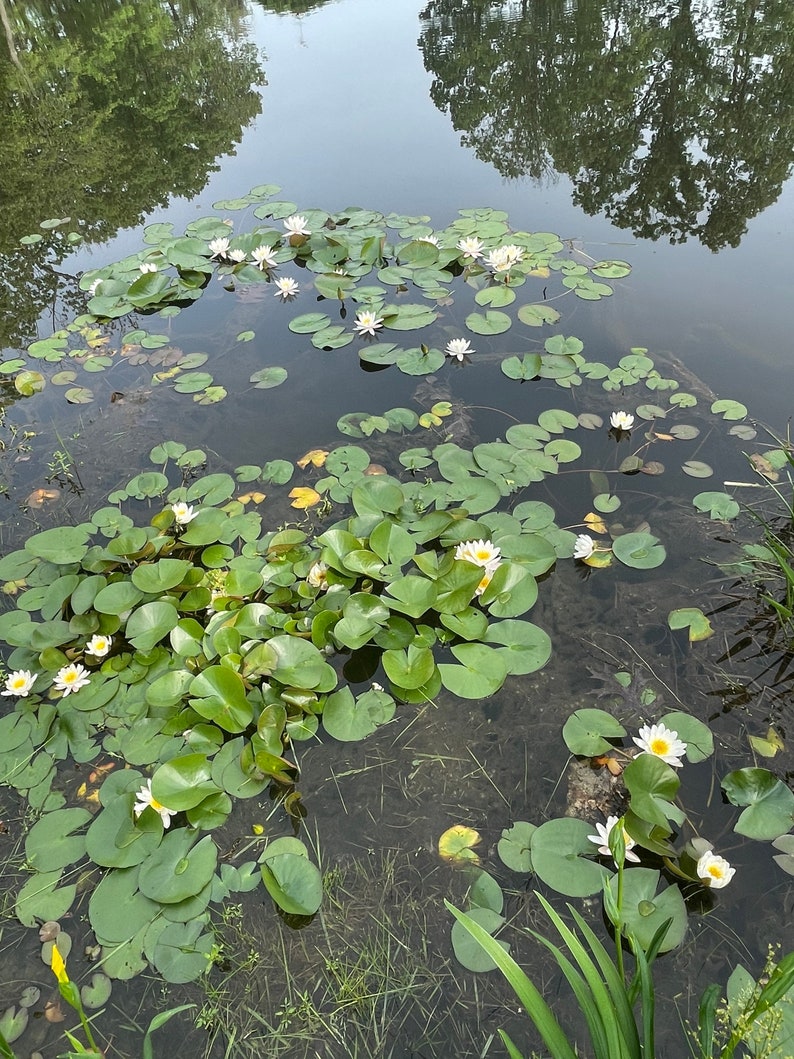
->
xmin=530 ymin=818 xmax=610 ymax=897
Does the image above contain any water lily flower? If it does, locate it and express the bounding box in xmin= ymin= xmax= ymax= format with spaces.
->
xmin=228 ymin=248 xmax=247 ymax=263
xmin=139 ymin=262 xmax=158 ymax=274
xmin=445 ymin=338 xmax=474 ymax=361
xmin=573 ymin=533 xmax=595 ymax=560
xmin=85 ymin=634 xmax=112 ymax=658
xmin=633 ymin=722 xmax=687 ymax=768
xmin=696 ymin=849 xmax=735 ymax=889
xmin=171 ymin=502 xmax=196 ymax=525
xmin=486 ymin=244 xmax=524 ymax=272
xmin=284 ymin=214 xmax=311 ymax=237
xmin=587 ymin=816 xmax=641 ymax=865
xmin=307 ymin=561 xmax=329 ymax=590
xmin=457 ymin=236 xmax=484 ymax=259
xmin=1 ymin=670 xmax=36 ymax=697
xmin=353 ymin=310 xmax=384 ymax=337
xmin=133 ymin=779 xmax=177 ymax=829
xmin=455 ymin=539 xmax=502 ymax=569
xmin=253 ymin=244 xmax=278 ymax=270
xmin=54 ymin=663 xmax=90 ymax=697
xmin=420 ymin=234 xmax=440 ymax=247
xmin=610 ymin=410 xmax=635 ymax=430
xmin=274 ymin=276 xmax=300 ymax=299
xmin=208 ymin=237 xmax=230 ymax=260
xmin=474 ymin=565 xmax=499 ymax=597
xmin=87 ymin=278 xmax=103 ymax=296
xmin=371 ymin=682 xmax=384 ymax=693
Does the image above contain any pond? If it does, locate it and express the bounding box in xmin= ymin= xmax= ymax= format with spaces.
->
xmin=1 ymin=2 xmax=794 ymax=1058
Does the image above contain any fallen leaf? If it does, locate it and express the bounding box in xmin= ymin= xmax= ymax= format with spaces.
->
xmin=289 ymin=487 xmax=322 ymax=510
xmin=26 ymin=487 xmax=59 ymax=508
xmin=749 ymin=453 xmax=779 ymax=481
xmin=44 ymin=1000 xmax=65 ymax=1023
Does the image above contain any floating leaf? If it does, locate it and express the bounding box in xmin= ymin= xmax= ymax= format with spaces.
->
xmin=517 ymin=303 xmax=561 ymax=327
xmin=289 ymin=487 xmax=322 ymax=509
xmin=722 ymin=768 xmax=794 ymax=840
xmin=606 ymin=868 xmax=686 ymax=953
xmin=749 ymin=728 xmax=784 ymax=759
xmin=682 ymin=461 xmax=713 ymax=478
xmin=530 ymin=818 xmax=609 ymax=897
xmin=711 ymin=399 xmax=747 ymax=421
xmin=692 ymin=492 xmax=739 ymax=520
xmin=465 ymin=310 xmax=512 ymax=335
xmin=450 ymin=907 xmax=508 ymax=972
xmin=15 ymin=370 xmax=45 ymax=396
xmin=562 ymin=709 xmax=627 ymax=757
xmin=612 ymin=532 xmax=666 ymax=570
xmin=249 ymin=366 xmax=287 ymax=389
xmin=438 ymin=825 xmax=481 ymax=865
xmin=668 ymin=607 xmax=714 ymax=642
xmin=497 ymin=821 xmax=535 ymax=873
xmin=236 ymin=330 xmax=255 ymax=342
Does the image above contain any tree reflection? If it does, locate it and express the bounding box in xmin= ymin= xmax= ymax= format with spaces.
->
xmin=419 ymin=0 xmax=794 ymax=250
xmin=0 ymin=0 xmax=264 ymax=348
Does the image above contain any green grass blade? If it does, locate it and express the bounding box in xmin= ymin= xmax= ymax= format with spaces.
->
xmin=629 ymin=934 xmax=655 ymax=1058
xmin=746 ymin=952 xmax=794 ymax=1018
xmin=570 ymin=909 xmax=641 ymax=1056
xmin=532 ymin=932 xmax=614 ymax=1058
xmin=142 ymin=1004 xmax=197 ymax=1059
xmin=498 ymin=1029 xmax=527 ymax=1059
xmin=697 ymin=982 xmax=720 ymax=1059
xmin=445 ymin=902 xmax=578 ymax=1059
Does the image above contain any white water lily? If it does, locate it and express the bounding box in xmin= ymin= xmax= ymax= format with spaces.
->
xmin=284 ymin=214 xmax=311 ymax=237
xmin=85 ymin=634 xmax=112 ymax=658
xmin=1 ymin=670 xmax=37 ymax=697
xmin=87 ymin=278 xmax=103 ymax=296
xmin=171 ymin=502 xmax=196 ymax=525
xmin=54 ymin=663 xmax=90 ymax=697
xmin=573 ymin=533 xmax=595 ymax=560
xmin=474 ymin=563 xmax=499 ymax=597
xmin=353 ymin=309 xmax=384 ymax=337
xmin=274 ymin=276 xmax=300 ymax=299
xmin=696 ymin=849 xmax=735 ymax=889
xmin=457 ymin=236 xmax=484 ymax=259
xmin=208 ymin=237 xmax=230 ymax=260
xmin=633 ymin=722 xmax=688 ymax=768
xmin=445 ymin=338 xmax=474 ymax=361
xmin=455 ymin=539 xmax=502 ymax=569
xmin=588 ymin=816 xmax=641 ymax=864
xmin=307 ymin=561 xmax=329 ymax=590
xmin=371 ymin=682 xmax=384 ymax=693
xmin=228 ymin=248 xmax=247 ymax=263
xmin=133 ymin=779 xmax=177 ymax=829
xmin=486 ymin=244 xmax=524 ymax=272
xmin=252 ymin=244 xmax=278 ymax=270
xmin=610 ymin=410 xmax=635 ymax=430
xmin=420 ymin=234 xmax=440 ymax=247
xmin=139 ymin=262 xmax=158 ymax=274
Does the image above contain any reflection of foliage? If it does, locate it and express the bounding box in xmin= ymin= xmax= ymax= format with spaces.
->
xmin=0 ymin=0 xmax=264 ymax=348
xmin=419 ymin=0 xmax=794 ymax=250
xmin=251 ymin=0 xmax=332 ymax=12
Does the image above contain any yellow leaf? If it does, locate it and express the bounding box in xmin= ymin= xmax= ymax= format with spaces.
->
xmin=749 ymin=727 xmax=784 ymax=758
xmin=50 ymin=941 xmax=69 ymax=984
xmin=87 ymin=335 xmax=110 ymax=348
xmin=419 ymin=412 xmax=442 ymax=428
xmin=584 ymin=551 xmax=612 ymax=568
xmin=26 ymin=487 xmax=59 ymax=508
xmin=653 ymin=432 xmax=675 ymax=441
xmin=430 ymin=401 xmax=453 ymax=418
xmin=438 ymin=824 xmax=481 ymax=865
xmin=238 ymin=491 xmax=267 ymax=504
xmin=528 ymin=266 xmax=550 ymax=278
xmin=289 ymin=487 xmax=322 ymax=510
xmin=584 ymin=512 xmax=608 ymax=535
xmin=297 ymin=449 xmax=329 ymax=469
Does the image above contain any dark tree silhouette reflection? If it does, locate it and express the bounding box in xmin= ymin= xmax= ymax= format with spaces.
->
xmin=419 ymin=0 xmax=794 ymax=250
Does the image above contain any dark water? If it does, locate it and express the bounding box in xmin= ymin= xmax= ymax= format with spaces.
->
xmin=1 ymin=2 xmax=794 ymax=1057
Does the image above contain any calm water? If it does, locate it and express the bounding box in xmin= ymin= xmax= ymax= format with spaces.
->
xmin=1 ymin=2 xmax=794 ymax=1057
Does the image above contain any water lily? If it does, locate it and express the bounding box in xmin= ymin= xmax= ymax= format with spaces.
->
xmin=457 ymin=236 xmax=484 ymax=259
xmin=87 ymin=278 xmax=103 ymax=296
xmin=455 ymin=539 xmax=502 ymax=569
xmin=1 ymin=670 xmax=36 ymax=697
xmin=587 ymin=816 xmax=641 ymax=864
xmin=474 ymin=565 xmax=498 ymax=597
xmin=133 ymin=779 xmax=177 ymax=829
xmin=139 ymin=262 xmax=158 ymax=274
xmin=353 ymin=309 xmax=384 ymax=337
xmin=633 ymin=722 xmax=687 ymax=768
xmin=486 ymin=244 xmax=524 ymax=272
xmin=610 ymin=410 xmax=635 ymax=430
xmin=445 ymin=338 xmax=474 ymax=361
xmin=54 ymin=663 xmax=90 ymax=697
xmin=284 ymin=214 xmax=310 ymax=237
xmin=171 ymin=502 xmax=196 ymax=525
xmin=573 ymin=533 xmax=595 ymax=560
xmin=208 ymin=237 xmax=230 ymax=260
xmin=696 ymin=849 xmax=735 ymax=889
xmin=420 ymin=234 xmax=440 ymax=247
xmin=228 ymin=248 xmax=247 ymax=263
xmin=371 ymin=682 xmax=384 ymax=693
xmin=85 ymin=634 xmax=112 ymax=658
xmin=253 ymin=244 xmax=278 ymax=270
xmin=307 ymin=561 xmax=329 ymax=590
xmin=274 ymin=276 xmax=300 ymax=299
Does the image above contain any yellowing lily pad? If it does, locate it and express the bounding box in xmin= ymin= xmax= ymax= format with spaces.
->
xmin=584 ymin=512 xmax=608 ymax=534
xmin=438 ymin=824 xmax=481 ymax=865
xmin=749 ymin=727 xmax=784 ymax=759
xmin=297 ymin=449 xmax=329 ymax=468
xmin=289 ymin=487 xmax=322 ymax=509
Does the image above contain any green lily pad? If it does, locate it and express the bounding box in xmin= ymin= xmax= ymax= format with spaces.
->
xmin=497 ymin=821 xmax=536 ymax=873
xmin=530 ymin=818 xmax=610 ymax=897
xmin=606 ymin=868 xmax=687 ymax=952
xmin=612 ymin=532 xmax=666 ymax=570
xmin=138 ymin=831 xmax=218 ymax=904
xmin=465 ymin=310 xmax=512 ymax=335
xmin=451 ymin=906 xmax=508 ymax=972
xmin=722 ymin=768 xmax=794 ymax=840
xmin=562 ymin=709 xmax=627 ymax=757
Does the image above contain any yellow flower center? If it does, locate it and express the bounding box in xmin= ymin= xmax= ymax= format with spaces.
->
xmin=150 ymin=796 xmax=165 ymax=812
xmin=649 ymin=737 xmax=671 ymax=756
xmin=708 ymin=864 xmax=724 ymax=879
xmin=11 ymin=677 xmax=26 ymax=689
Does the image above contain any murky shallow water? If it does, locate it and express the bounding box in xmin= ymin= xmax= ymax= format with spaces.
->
xmin=1 ymin=1 xmax=794 ymax=1057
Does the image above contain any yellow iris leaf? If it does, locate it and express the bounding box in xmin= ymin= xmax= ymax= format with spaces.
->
xmin=289 ymin=487 xmax=322 ymax=510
